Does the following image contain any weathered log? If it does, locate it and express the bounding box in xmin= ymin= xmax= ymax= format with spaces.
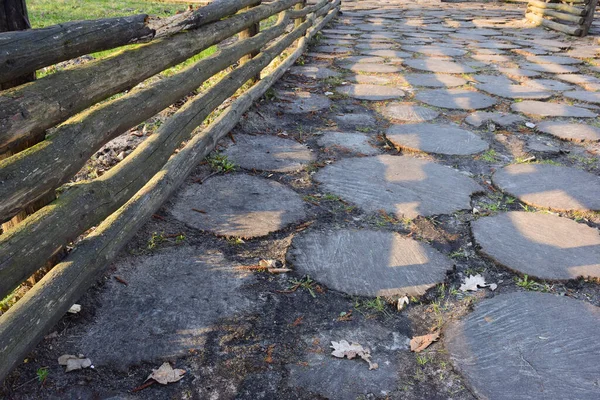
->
xmin=525 ymin=12 xmax=582 ymax=35
xmin=581 ymin=0 xmax=599 ymax=36
xmin=528 ymin=5 xmax=585 ymax=23
xmin=0 ymin=0 xmax=261 ymax=85
xmin=0 ymin=2 xmax=339 ymax=383
xmin=0 ymin=0 xmax=35 ymax=90
xmin=239 ymin=1 xmax=261 ymax=82
xmin=0 ymin=15 xmax=291 ymax=299
xmin=527 ymin=0 xmax=586 ymax=15
xmin=289 ymin=0 xmax=329 ymax=18
xmin=0 ymin=0 xmax=301 ymax=155
xmin=0 ymin=14 xmax=294 ymax=226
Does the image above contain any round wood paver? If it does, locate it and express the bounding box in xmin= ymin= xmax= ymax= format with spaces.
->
xmin=222 ymin=134 xmax=314 ymax=172
xmin=520 ymin=62 xmax=579 ymax=74
xmin=313 ymin=155 xmax=482 ymax=219
xmin=287 ymin=229 xmax=454 ymax=297
xmin=381 ymin=103 xmax=440 ymax=122
xmin=404 ymin=58 xmax=475 ymax=74
xmin=337 ymin=84 xmax=405 ymax=100
xmin=563 ymin=91 xmax=600 ymax=105
xmin=465 ymin=111 xmax=524 ymax=127
xmin=472 ymin=212 xmax=600 ymax=280
xmin=277 ymin=91 xmax=332 ymax=114
xmin=402 ymin=45 xmax=466 ymax=57
xmin=289 ymin=66 xmax=341 ymax=79
xmin=536 ymin=121 xmax=600 ymax=142
xmin=415 ymin=89 xmax=497 ymax=110
xmin=170 ymin=174 xmax=306 ymax=238
xmin=317 ymin=131 xmax=380 ymax=155
xmin=386 ymin=123 xmax=489 ymax=155
xmin=492 ymin=164 xmax=600 ymax=212
xmin=342 ymin=63 xmax=402 ymax=73
xmin=510 ymin=101 xmax=597 ymax=118
xmin=524 ymin=79 xmax=574 ymax=92
xmin=361 ymin=49 xmax=412 ymax=58
xmin=476 ymin=83 xmax=551 ymax=100
xmin=526 ymin=55 xmax=583 ymax=65
xmin=400 ymin=73 xmax=467 ymax=88
xmin=497 ymin=67 xmax=541 ymax=78
xmin=446 ymin=292 xmax=600 ymax=400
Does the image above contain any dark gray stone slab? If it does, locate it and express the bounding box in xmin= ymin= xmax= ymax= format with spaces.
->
xmin=342 ymin=63 xmax=402 ymax=73
xmin=289 ymin=66 xmax=341 ymax=79
xmin=493 ymin=164 xmax=600 ymax=212
xmin=511 ymin=101 xmax=597 ymax=118
xmin=170 ymin=174 xmax=306 ymax=238
xmin=277 ymin=91 xmax=332 ymax=114
xmin=288 ymin=229 xmax=454 ymax=297
xmin=314 ymin=155 xmax=482 ymax=218
xmin=416 ymin=89 xmax=497 ymax=110
xmin=77 ymin=246 xmax=257 ymax=367
xmin=563 ymin=91 xmax=600 ymax=105
xmin=223 ymin=134 xmax=314 ymax=172
xmin=337 ymin=84 xmax=405 ymax=100
xmin=287 ymin=323 xmax=406 ymax=400
xmin=400 ymin=73 xmax=467 ymax=88
xmin=386 ymin=123 xmax=489 ymax=155
xmin=405 ymin=58 xmax=475 ymax=74
xmin=446 ymin=292 xmax=600 ymax=399
xmin=537 ymin=121 xmax=600 ymax=142
xmin=381 ymin=103 xmax=440 ymax=122
xmin=465 ymin=111 xmax=525 ymax=128
xmin=317 ymin=131 xmax=380 ymax=155
xmin=476 ymin=83 xmax=551 ymax=100
xmin=402 ymin=45 xmax=466 ymax=57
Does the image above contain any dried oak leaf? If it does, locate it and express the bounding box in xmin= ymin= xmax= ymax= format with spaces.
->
xmin=410 ymin=332 xmax=440 ymax=353
xmin=147 ymin=362 xmax=186 ymax=385
xmin=331 ymin=340 xmax=378 ymax=370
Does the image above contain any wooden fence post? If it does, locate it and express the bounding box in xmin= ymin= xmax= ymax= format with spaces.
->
xmin=295 ymin=0 xmax=307 ymax=27
xmin=239 ymin=1 xmax=261 ymax=82
xmin=581 ymin=0 xmax=599 ymax=36
xmin=0 ymin=0 xmax=35 ymax=91
xmin=0 ymin=0 xmax=58 ymax=283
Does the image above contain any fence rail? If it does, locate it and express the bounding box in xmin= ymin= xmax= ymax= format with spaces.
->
xmin=525 ymin=0 xmax=598 ymax=36
xmin=0 ymin=0 xmax=340 ymax=382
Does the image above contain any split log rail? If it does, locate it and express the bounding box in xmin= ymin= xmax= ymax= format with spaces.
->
xmin=525 ymin=0 xmax=598 ymax=36
xmin=0 ymin=0 xmax=340 ymax=382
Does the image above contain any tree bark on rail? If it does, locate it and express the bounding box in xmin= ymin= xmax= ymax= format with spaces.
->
xmin=525 ymin=12 xmax=582 ymax=35
xmin=0 ymin=0 xmax=301 ymax=156
xmin=0 ymin=0 xmax=261 ymax=85
xmin=0 ymin=16 xmax=291 ymax=299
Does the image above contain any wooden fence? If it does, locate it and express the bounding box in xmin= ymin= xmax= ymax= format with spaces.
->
xmin=525 ymin=0 xmax=598 ymax=36
xmin=0 ymin=0 xmax=340 ymax=382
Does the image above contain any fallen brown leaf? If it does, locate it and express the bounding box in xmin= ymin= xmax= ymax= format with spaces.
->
xmin=146 ymin=362 xmax=185 ymax=385
xmin=410 ymin=332 xmax=440 ymax=353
